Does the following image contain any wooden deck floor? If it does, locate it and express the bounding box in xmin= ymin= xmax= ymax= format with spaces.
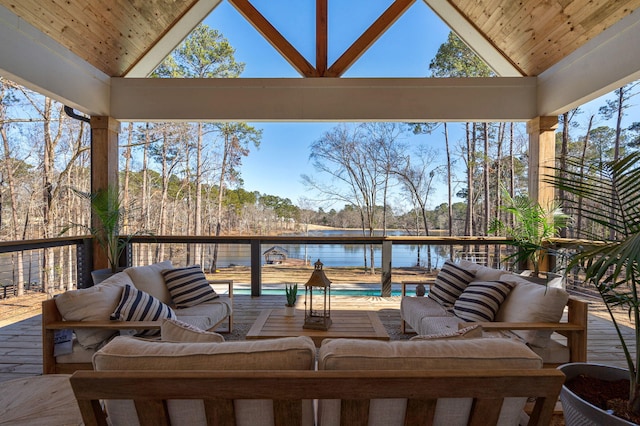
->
xmin=0 ymin=291 xmax=635 ymax=383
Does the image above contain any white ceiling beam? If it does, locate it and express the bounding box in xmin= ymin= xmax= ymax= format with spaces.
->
xmin=110 ymin=77 xmax=537 ymax=122
xmin=0 ymin=4 xmax=110 ymax=116
xmin=125 ymin=0 xmax=223 ymax=78
xmin=423 ymin=0 xmax=522 ymax=77
xmin=538 ymin=11 xmax=640 ymax=116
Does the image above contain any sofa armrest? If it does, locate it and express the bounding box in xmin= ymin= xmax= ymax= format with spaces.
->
xmin=208 ymin=279 xmax=233 ymax=333
xmin=42 ymin=298 xmax=164 ymax=374
xmin=400 ymin=279 xmax=435 ymax=334
xmin=400 ymin=279 xmax=435 ymax=297
xmin=459 ymin=296 xmax=588 ymax=364
xmin=464 ymin=322 xmax=584 ymax=332
xmin=45 ymin=320 xmax=161 ymax=330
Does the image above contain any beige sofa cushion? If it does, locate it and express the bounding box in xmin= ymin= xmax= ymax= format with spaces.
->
xmin=400 ymin=296 xmax=449 ymax=326
xmin=496 ymin=273 xmax=569 ymax=347
xmin=458 ymin=259 xmax=507 ymax=281
xmin=319 ymin=337 xmax=541 ymax=370
xmin=410 ymin=324 xmax=483 ymax=341
xmin=417 ymin=315 xmax=465 ymax=335
xmin=124 ymin=260 xmax=173 ymax=305
xmin=94 ymin=335 xmax=316 ymax=370
xmin=318 ymin=338 xmax=541 ymax=426
xmin=94 ymin=336 xmax=316 ymax=426
xmin=54 ymin=272 xmax=130 ymax=348
xmin=160 ymin=318 xmax=224 ymax=343
xmin=175 ymin=296 xmax=232 ymax=331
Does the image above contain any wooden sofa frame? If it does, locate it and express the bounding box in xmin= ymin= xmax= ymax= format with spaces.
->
xmin=401 ymin=281 xmax=589 ymax=366
xmin=42 ymin=280 xmax=233 ymax=374
xmin=70 ymin=369 xmax=565 ymax=426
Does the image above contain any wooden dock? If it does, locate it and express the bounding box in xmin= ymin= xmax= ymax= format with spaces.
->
xmin=0 ymin=291 xmax=635 ymax=383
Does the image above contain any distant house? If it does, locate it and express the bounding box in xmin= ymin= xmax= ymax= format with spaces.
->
xmin=263 ymin=246 xmax=289 ymax=264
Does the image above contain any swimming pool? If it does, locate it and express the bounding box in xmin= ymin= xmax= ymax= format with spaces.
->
xmin=231 ymin=288 xmax=419 ymax=297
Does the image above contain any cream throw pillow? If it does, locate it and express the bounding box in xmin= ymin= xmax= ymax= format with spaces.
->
xmin=410 ymin=324 xmax=483 ymax=341
xmin=161 ymin=318 xmax=224 ymax=343
xmin=496 ymin=274 xmax=569 ymax=347
xmin=124 ymin=260 xmax=173 ymax=305
xmin=54 ymin=272 xmax=131 ymax=348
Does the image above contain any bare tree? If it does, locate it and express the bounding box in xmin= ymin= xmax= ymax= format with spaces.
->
xmin=392 ymin=146 xmax=443 ymax=270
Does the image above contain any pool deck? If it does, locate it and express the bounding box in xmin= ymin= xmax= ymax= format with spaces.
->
xmin=0 ymin=290 xmax=635 ymax=383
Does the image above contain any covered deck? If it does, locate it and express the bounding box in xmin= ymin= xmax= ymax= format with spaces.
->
xmin=0 ymin=290 xmax=634 ymax=383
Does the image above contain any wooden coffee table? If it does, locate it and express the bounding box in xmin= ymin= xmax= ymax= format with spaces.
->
xmin=246 ymin=309 xmax=390 ymax=347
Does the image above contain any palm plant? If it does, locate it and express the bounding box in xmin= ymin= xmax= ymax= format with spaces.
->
xmin=551 ymin=152 xmax=640 ymax=414
xmin=489 ymin=188 xmax=569 ymax=275
xmin=63 ymin=186 xmax=142 ymax=273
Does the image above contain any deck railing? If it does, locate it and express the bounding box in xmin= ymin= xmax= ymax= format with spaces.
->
xmin=128 ymin=236 xmax=526 ymax=296
xmin=0 ymin=237 xmax=91 ymax=298
xmin=0 ymin=235 xmax=585 ymax=298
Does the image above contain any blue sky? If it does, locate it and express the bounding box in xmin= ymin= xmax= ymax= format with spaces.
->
xmin=202 ymin=1 xmax=637 ymax=212
xmin=203 ymin=1 xmax=454 ymax=211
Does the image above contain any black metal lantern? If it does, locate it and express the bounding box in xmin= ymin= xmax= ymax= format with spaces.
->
xmin=303 ymin=259 xmax=332 ymax=330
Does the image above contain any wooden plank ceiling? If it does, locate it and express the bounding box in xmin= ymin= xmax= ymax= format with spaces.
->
xmin=1 ymin=0 xmax=639 ymax=78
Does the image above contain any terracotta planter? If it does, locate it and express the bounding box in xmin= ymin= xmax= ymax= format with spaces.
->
xmin=558 ymin=363 xmax=635 ymax=426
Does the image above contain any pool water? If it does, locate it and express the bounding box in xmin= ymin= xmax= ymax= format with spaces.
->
xmin=232 ymin=288 xmax=419 ymax=297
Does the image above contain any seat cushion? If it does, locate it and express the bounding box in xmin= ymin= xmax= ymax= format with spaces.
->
xmin=528 ymin=338 xmax=570 ymax=364
xmin=318 ymin=338 xmax=541 ymax=426
xmin=458 ymin=260 xmax=507 ymax=281
xmin=175 ymin=296 xmax=232 ymax=331
xmin=417 ymin=315 xmax=465 ymax=335
xmin=319 ymin=337 xmax=541 ymax=370
xmin=124 ymin=260 xmax=173 ymax=305
xmin=410 ymin=324 xmax=483 ymax=341
xmin=496 ymin=274 xmax=569 ymax=347
xmin=94 ymin=336 xmax=316 ymax=426
xmin=160 ymin=318 xmax=224 ymax=343
xmin=401 ymin=296 xmax=449 ymax=322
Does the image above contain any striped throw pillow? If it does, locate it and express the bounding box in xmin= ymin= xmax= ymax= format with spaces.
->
xmin=110 ymin=285 xmax=176 ymax=337
xmin=428 ymin=260 xmax=476 ymax=307
xmin=453 ymin=280 xmax=515 ymax=322
xmin=162 ymin=265 xmax=219 ymax=308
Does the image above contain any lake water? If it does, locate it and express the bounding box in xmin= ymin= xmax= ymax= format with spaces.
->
xmin=213 ymin=229 xmax=449 ymax=269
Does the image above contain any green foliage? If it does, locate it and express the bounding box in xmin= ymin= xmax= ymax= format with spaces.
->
xmin=62 ymin=186 xmax=146 ymax=273
xmin=285 ymin=284 xmax=297 ymax=306
xmin=429 ymin=32 xmax=493 ymax=77
xmin=153 ymin=24 xmax=245 ymax=78
xmin=489 ymin=189 xmax=569 ymax=274
xmin=259 ymin=194 xmax=299 ymax=219
xmin=551 ymin=152 xmax=640 ymax=412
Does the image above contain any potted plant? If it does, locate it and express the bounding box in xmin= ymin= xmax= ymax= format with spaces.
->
xmin=63 ymin=186 xmax=142 ymax=283
xmin=489 ymin=188 xmax=569 ymax=281
xmin=284 ymin=284 xmax=297 ymax=316
xmin=551 ymin=152 xmax=640 ymax=424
